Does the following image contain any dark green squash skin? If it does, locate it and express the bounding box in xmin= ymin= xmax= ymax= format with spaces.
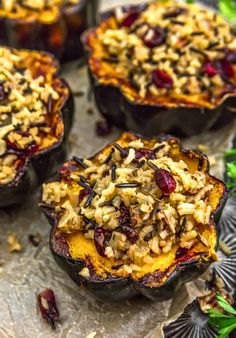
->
xmin=92 ymin=81 xmax=236 ymax=136
xmin=82 ymin=4 xmax=236 ymax=137
xmin=51 ymin=239 xmax=212 ymax=302
xmin=0 ymin=0 xmax=99 ymax=62
xmin=41 ymin=133 xmax=227 ymax=302
xmin=0 ymin=79 xmax=74 ymax=208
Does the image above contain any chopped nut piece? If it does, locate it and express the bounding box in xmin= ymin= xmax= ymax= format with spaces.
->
xmin=197 ymin=144 xmax=210 ymax=152
xmin=208 ymin=155 xmax=216 ymax=167
xmin=86 ymin=332 xmax=97 ymax=338
xmin=7 ymin=233 xmax=22 ymax=252
xmin=0 ymin=139 xmax=6 ymax=156
xmin=219 ymin=240 xmax=232 ymax=256
xmin=79 ymin=267 xmax=90 ymax=278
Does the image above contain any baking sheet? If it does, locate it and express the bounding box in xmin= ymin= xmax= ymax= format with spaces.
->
xmin=0 ymin=1 xmax=236 ymax=337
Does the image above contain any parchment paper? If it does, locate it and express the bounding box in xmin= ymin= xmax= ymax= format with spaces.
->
xmin=0 ymin=1 xmax=236 ymax=337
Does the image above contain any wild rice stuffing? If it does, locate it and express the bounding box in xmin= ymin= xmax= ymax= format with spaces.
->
xmin=0 ymin=0 xmax=79 ymax=14
xmin=0 ymin=47 xmax=63 ymax=184
xmin=91 ymin=0 xmax=236 ymax=102
xmin=43 ymin=135 xmax=217 ymax=273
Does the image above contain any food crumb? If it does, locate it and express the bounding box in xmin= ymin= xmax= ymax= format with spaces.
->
xmin=7 ymin=233 xmax=22 ymax=252
xmin=219 ymin=240 xmax=232 ymax=256
xmin=72 ymin=90 xmax=84 ymax=97
xmin=38 ymin=289 xmax=59 ymax=329
xmin=28 ymin=233 xmax=43 ymax=247
xmin=208 ymin=155 xmax=216 ymax=167
xmin=197 ymin=144 xmax=210 ymax=152
xmin=69 ymin=134 xmax=78 ymax=145
xmin=87 ymin=107 xmax=94 ymax=115
xmin=86 ymin=332 xmax=97 ymax=338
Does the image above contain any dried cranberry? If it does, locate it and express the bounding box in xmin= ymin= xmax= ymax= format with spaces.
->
xmin=142 ymin=26 xmax=165 ymax=48
xmin=59 ymin=163 xmax=78 ymax=179
xmin=104 ymin=229 xmax=112 ymax=243
xmin=175 ymin=248 xmax=189 ymax=259
xmin=135 ymin=148 xmax=156 ymax=160
xmin=79 ymin=189 xmax=89 ymax=202
xmin=226 ymin=50 xmax=236 ymax=63
xmin=216 ymin=59 xmax=234 ymax=79
xmin=53 ymin=232 xmax=69 ymax=256
xmin=121 ymin=11 xmax=140 ymax=27
xmin=119 ymin=202 xmax=131 ymax=226
xmin=38 ymin=289 xmax=59 ymax=330
xmin=25 ymin=143 xmax=38 ymax=155
xmin=94 ymin=227 xmax=106 ymax=257
xmin=151 ymin=69 xmax=173 ymax=89
xmin=154 ymin=168 xmax=176 ymax=194
xmin=203 ymin=61 xmax=218 ymax=77
xmin=6 ymin=137 xmax=38 ymax=155
xmin=95 ymin=120 xmax=112 ymax=137
xmin=122 ymin=225 xmax=139 ymax=244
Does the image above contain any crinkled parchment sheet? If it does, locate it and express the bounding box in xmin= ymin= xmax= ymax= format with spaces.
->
xmin=0 ymin=1 xmax=236 ymax=337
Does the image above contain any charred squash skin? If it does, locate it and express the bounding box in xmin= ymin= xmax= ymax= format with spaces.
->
xmin=0 ymin=0 xmax=99 ymax=62
xmin=41 ymin=133 xmax=227 ymax=302
xmin=0 ymin=49 xmax=74 ymax=208
xmin=82 ymin=4 xmax=236 ymax=136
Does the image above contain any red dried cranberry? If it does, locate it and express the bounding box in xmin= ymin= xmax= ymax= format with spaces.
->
xmin=154 ymin=168 xmax=176 ymax=194
xmin=95 ymin=120 xmax=112 ymax=137
xmin=59 ymin=163 xmax=78 ymax=179
xmin=203 ymin=61 xmax=218 ymax=77
xmin=121 ymin=11 xmax=140 ymax=27
xmin=122 ymin=225 xmax=139 ymax=244
xmin=135 ymin=148 xmax=156 ymax=160
xmin=119 ymin=202 xmax=131 ymax=226
xmin=38 ymin=289 xmax=59 ymax=330
xmin=226 ymin=50 xmax=236 ymax=63
xmin=53 ymin=232 xmax=69 ymax=256
xmin=104 ymin=230 xmax=112 ymax=243
xmin=151 ymin=69 xmax=173 ymax=89
xmin=79 ymin=189 xmax=89 ymax=202
xmin=142 ymin=26 xmax=165 ymax=48
xmin=6 ymin=137 xmax=38 ymax=155
xmin=175 ymin=247 xmax=189 ymax=259
xmin=94 ymin=227 xmax=106 ymax=257
xmin=216 ymin=59 xmax=234 ymax=79
xmin=25 ymin=143 xmax=38 ymax=155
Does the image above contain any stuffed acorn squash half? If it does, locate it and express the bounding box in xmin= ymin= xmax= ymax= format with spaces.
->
xmin=82 ymin=0 xmax=236 ymax=136
xmin=0 ymin=0 xmax=99 ymax=61
xmin=41 ymin=132 xmax=227 ymax=302
xmin=0 ymin=47 xmax=74 ymax=207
